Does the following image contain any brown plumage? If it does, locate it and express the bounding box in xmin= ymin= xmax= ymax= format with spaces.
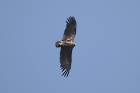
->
xmin=55 ymin=16 xmax=77 ymax=77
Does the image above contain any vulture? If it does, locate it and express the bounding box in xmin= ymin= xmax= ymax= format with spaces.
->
xmin=55 ymin=16 xmax=77 ymax=77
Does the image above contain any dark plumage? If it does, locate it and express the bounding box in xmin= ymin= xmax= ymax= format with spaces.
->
xmin=55 ymin=16 xmax=77 ymax=77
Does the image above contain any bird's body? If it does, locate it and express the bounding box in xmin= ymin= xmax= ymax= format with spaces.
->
xmin=55 ymin=16 xmax=77 ymax=77
xmin=55 ymin=41 xmax=76 ymax=47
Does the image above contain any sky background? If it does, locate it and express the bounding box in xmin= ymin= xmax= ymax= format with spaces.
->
xmin=0 ymin=0 xmax=140 ymax=93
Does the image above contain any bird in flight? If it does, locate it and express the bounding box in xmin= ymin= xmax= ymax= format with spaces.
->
xmin=55 ymin=16 xmax=77 ymax=77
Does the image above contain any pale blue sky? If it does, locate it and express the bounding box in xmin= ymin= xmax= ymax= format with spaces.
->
xmin=0 ymin=0 xmax=140 ymax=93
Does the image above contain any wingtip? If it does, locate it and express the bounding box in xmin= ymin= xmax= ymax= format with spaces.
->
xmin=66 ymin=16 xmax=76 ymax=25
xmin=62 ymin=70 xmax=70 ymax=77
xmin=61 ymin=68 xmax=70 ymax=77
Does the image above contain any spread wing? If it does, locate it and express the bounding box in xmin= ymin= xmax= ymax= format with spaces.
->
xmin=62 ymin=16 xmax=76 ymax=42
xmin=60 ymin=46 xmax=74 ymax=77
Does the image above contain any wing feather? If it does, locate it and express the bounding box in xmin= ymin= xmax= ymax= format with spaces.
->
xmin=60 ymin=46 xmax=74 ymax=77
xmin=62 ymin=16 xmax=76 ymax=42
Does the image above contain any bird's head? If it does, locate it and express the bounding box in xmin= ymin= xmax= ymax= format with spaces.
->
xmin=73 ymin=43 xmax=76 ymax=46
xmin=55 ymin=41 xmax=62 ymax=47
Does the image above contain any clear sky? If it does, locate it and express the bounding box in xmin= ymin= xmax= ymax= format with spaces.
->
xmin=0 ymin=0 xmax=140 ymax=93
